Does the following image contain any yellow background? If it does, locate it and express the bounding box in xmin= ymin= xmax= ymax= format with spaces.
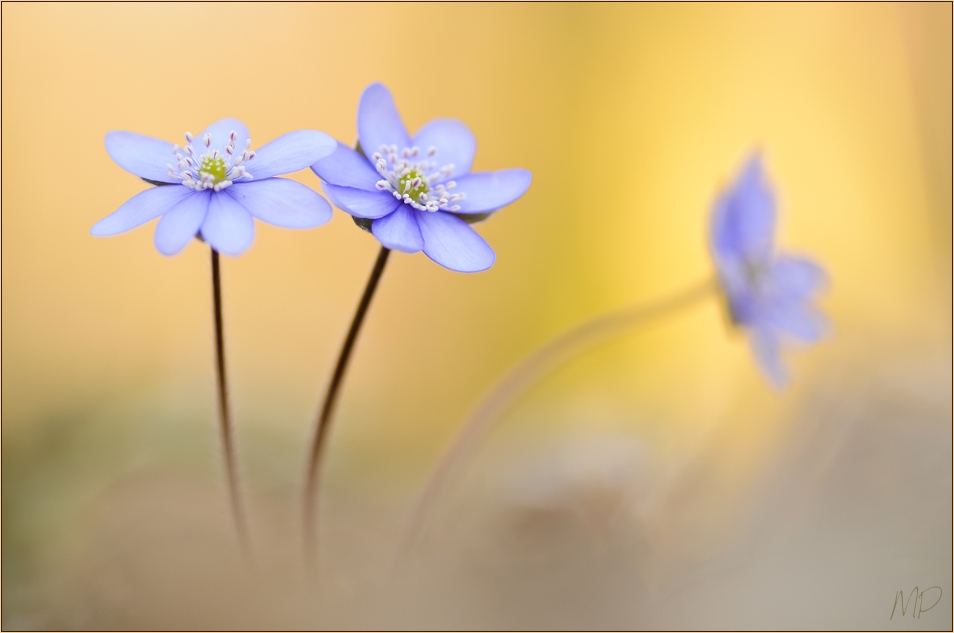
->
xmin=2 ymin=3 xmax=951 ymax=629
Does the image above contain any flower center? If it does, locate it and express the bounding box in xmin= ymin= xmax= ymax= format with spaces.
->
xmin=743 ymin=258 xmax=771 ymax=289
xmin=167 ymin=131 xmax=256 ymax=192
xmin=372 ymin=145 xmax=466 ymax=212
xmin=397 ymin=169 xmax=430 ymax=201
xmin=199 ymin=156 xmax=229 ymax=185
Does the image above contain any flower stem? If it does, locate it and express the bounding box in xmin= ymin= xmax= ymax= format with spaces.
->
xmin=211 ymin=248 xmax=252 ymax=562
xmin=396 ymin=277 xmax=718 ymax=563
xmin=303 ymin=245 xmax=391 ymax=573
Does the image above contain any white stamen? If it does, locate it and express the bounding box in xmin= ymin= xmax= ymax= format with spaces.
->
xmin=167 ymin=130 xmax=258 ymax=192
xmin=370 ymin=143 xmax=467 ymax=213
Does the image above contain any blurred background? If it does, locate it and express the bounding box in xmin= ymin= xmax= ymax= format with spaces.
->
xmin=2 ymin=3 xmax=951 ymax=629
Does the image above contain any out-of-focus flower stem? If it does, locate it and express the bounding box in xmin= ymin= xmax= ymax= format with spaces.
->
xmin=396 ymin=276 xmax=718 ymax=566
xmin=303 ymin=245 xmax=391 ymax=575
xmin=211 ymin=248 xmax=253 ymax=564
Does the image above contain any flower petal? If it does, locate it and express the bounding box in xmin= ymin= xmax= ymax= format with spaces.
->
xmin=357 ymin=83 xmax=410 ymax=155
xmin=710 ymin=153 xmax=776 ymax=264
xmin=417 ymin=211 xmax=496 ymax=273
xmin=200 ymin=192 xmax=256 ymax=256
xmin=749 ymin=326 xmax=788 ymax=389
xmin=91 ymin=185 xmax=194 ymax=236
xmin=764 ymin=303 xmax=828 ymax=344
xmin=371 ymin=206 xmax=423 ymax=253
xmin=310 ymin=142 xmax=381 ymax=191
xmin=453 ymin=169 xmax=532 ymax=213
xmin=412 ymin=118 xmax=476 ymax=180
xmin=770 ymin=255 xmax=828 ymax=300
xmin=321 ymin=183 xmax=401 ymax=219
xmin=227 ymin=178 xmax=332 ymax=229
xmin=197 ymin=118 xmax=250 ymax=154
xmin=247 ymin=130 xmax=337 ymax=180
xmin=105 ymin=131 xmax=179 ymax=183
xmin=154 ymin=190 xmax=211 ymax=256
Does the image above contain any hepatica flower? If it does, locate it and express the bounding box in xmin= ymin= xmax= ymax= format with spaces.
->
xmin=301 ymin=83 xmax=531 ymax=569
xmin=710 ymin=154 xmax=828 ymax=387
xmin=92 ymin=118 xmax=336 ymax=256
xmin=92 ymin=118 xmax=336 ymax=558
xmin=311 ymin=83 xmax=532 ymax=272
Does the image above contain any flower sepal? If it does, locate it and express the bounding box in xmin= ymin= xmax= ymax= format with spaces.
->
xmin=142 ymin=177 xmax=177 ymax=187
xmin=352 ymin=216 xmax=374 ymax=233
xmin=453 ymin=211 xmax=494 ymax=225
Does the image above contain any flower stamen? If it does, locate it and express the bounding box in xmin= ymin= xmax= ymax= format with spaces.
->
xmin=167 ymin=131 xmax=256 ymax=191
xmin=371 ymin=145 xmax=466 ymax=212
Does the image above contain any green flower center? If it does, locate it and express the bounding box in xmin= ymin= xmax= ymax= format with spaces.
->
xmin=199 ymin=156 xmax=229 ymax=185
xmin=397 ymin=169 xmax=429 ymax=201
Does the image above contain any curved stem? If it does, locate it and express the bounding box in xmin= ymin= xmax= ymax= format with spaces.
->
xmin=211 ymin=248 xmax=252 ymax=562
xmin=303 ymin=246 xmax=391 ymax=572
xmin=396 ymin=277 xmax=718 ymax=562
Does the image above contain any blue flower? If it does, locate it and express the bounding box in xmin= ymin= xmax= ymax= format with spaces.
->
xmin=311 ymin=83 xmax=532 ymax=273
xmin=93 ymin=119 xmax=337 ymax=256
xmin=710 ymin=154 xmax=828 ymax=387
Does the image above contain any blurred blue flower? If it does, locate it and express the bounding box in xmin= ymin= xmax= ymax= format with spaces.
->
xmin=710 ymin=154 xmax=828 ymax=387
xmin=311 ymin=83 xmax=532 ymax=273
xmin=93 ymin=119 xmax=337 ymax=256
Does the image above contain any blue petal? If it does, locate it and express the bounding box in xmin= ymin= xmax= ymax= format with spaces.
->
xmin=91 ymin=185 xmax=194 ymax=236
xmin=227 ymin=178 xmax=332 ymax=229
xmin=412 ymin=118 xmax=476 ymax=180
xmin=768 ymin=306 xmax=828 ymax=343
xmin=770 ymin=255 xmax=828 ymax=300
xmin=197 ymin=118 xmax=250 ymax=154
xmin=200 ymin=192 xmax=255 ymax=256
xmin=321 ymin=183 xmax=401 ymax=219
xmin=710 ymin=153 xmax=776 ymax=265
xmin=154 ymin=190 xmax=211 ymax=256
xmin=357 ymin=83 xmax=410 ymax=155
xmin=417 ymin=211 xmax=496 ymax=272
xmin=311 ymin=142 xmax=381 ymax=191
xmin=453 ymin=169 xmax=532 ymax=213
xmin=371 ymin=206 xmax=424 ymax=253
xmin=247 ymin=130 xmax=337 ymax=180
xmin=105 ymin=131 xmax=179 ymax=183
xmin=749 ymin=326 xmax=789 ymax=389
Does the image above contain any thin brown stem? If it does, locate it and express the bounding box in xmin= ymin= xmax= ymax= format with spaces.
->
xmin=211 ymin=248 xmax=253 ymax=562
xmin=396 ymin=277 xmax=718 ymax=564
xmin=303 ymin=246 xmax=391 ymax=573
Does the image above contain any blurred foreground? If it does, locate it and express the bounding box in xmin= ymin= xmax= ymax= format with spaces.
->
xmin=4 ymin=323 xmax=950 ymax=630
